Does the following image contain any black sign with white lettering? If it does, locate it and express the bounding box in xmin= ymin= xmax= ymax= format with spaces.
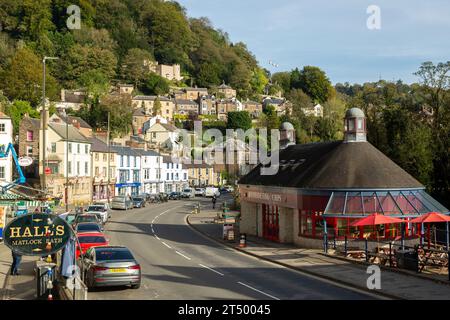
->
xmin=4 ymin=213 xmax=72 ymax=256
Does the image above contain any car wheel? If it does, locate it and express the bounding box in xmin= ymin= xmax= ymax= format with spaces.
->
xmin=131 ymin=282 xmax=141 ymax=289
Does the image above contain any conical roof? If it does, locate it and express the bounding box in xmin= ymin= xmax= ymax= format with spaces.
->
xmin=239 ymin=141 xmax=423 ymax=190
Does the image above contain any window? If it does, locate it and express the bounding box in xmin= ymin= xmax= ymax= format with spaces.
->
xmin=77 ymin=162 xmax=80 ymax=175
xmin=51 ymin=143 xmax=56 ymax=153
xmin=95 ymin=167 xmax=99 ymax=176
xmin=27 ymin=131 xmax=34 ymax=141
xmin=26 ymin=146 xmax=33 ymax=156
xmin=103 ymin=167 xmax=107 ymax=177
xmin=357 ymin=119 xmax=363 ymax=130
xmin=85 ymin=145 xmax=89 ymax=154
xmin=68 ymin=161 xmax=72 ymax=174
xmin=166 ymin=173 xmax=170 ymax=180
xmin=120 ymin=156 xmax=124 ymax=167
xmin=103 ymin=154 xmax=107 ymax=162
xmin=183 ymin=173 xmax=187 ymax=180
xmin=85 ymin=162 xmax=88 ymax=175
xmin=0 ymin=166 xmax=4 ymax=179
xmin=0 ymin=123 xmax=5 ymax=132
xmin=68 ymin=143 xmax=72 ymax=153
xmin=95 ymin=153 xmax=99 ymax=161
xmin=77 ymin=144 xmax=80 ymax=154
xmin=152 ymin=132 xmax=156 ymax=139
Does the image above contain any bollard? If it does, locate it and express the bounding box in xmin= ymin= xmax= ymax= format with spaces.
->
xmin=323 ymin=233 xmax=328 ymax=254
xmin=239 ymin=234 xmax=247 ymax=248
xmin=365 ymin=238 xmax=369 ymax=262
xmin=344 ymin=236 xmax=348 ymax=256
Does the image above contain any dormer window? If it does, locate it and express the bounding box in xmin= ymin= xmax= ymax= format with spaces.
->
xmin=0 ymin=123 xmax=5 ymax=132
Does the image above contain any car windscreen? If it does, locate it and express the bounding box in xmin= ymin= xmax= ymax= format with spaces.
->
xmin=112 ymin=197 xmax=125 ymax=202
xmin=184 ymin=189 xmax=191 ymax=192
xmin=77 ymin=216 xmax=97 ymax=223
xmin=78 ymin=236 xmax=106 ymax=244
xmin=132 ymin=198 xmax=143 ymax=201
xmin=95 ymin=248 xmax=134 ymax=261
xmin=87 ymin=206 xmax=104 ymax=212
xmin=77 ymin=224 xmax=101 ymax=232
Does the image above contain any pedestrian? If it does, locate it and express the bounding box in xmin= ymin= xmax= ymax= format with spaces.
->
xmin=212 ymin=195 xmax=217 ymax=209
xmin=11 ymin=250 xmax=22 ymax=276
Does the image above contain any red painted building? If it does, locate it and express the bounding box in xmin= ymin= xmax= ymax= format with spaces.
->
xmin=238 ymin=108 xmax=449 ymax=248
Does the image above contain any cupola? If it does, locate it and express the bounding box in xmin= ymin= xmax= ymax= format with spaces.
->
xmin=344 ymin=108 xmax=366 ymax=143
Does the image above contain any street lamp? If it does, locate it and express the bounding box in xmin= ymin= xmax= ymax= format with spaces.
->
xmin=41 ymin=56 xmax=59 ymax=193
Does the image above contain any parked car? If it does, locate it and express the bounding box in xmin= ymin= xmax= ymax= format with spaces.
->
xmin=194 ymin=188 xmax=206 ymax=197
xmin=76 ymin=222 xmax=104 ymax=234
xmin=111 ymin=196 xmax=133 ymax=210
xmin=73 ymin=214 xmax=102 ymax=229
xmin=132 ymin=197 xmax=146 ymax=208
xmin=60 ymin=213 xmax=77 ymax=225
xmin=81 ymin=246 xmax=141 ymax=289
xmin=76 ymin=232 xmax=109 ymax=258
xmin=168 ymin=192 xmax=182 ymax=200
xmin=205 ymin=187 xmax=220 ymax=198
xmin=182 ymin=188 xmax=195 ymax=198
xmin=85 ymin=205 xmax=109 ymax=224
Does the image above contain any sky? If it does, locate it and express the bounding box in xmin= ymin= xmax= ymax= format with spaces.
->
xmin=177 ymin=0 xmax=450 ymax=84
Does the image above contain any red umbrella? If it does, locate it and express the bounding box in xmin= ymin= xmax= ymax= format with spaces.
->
xmin=351 ymin=213 xmax=404 ymax=227
xmin=410 ymin=212 xmax=450 ymax=249
xmin=410 ymin=212 xmax=450 ymax=224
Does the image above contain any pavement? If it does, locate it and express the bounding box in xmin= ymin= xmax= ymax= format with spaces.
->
xmin=0 ymin=242 xmax=38 ymax=300
xmin=187 ymin=200 xmax=450 ymax=300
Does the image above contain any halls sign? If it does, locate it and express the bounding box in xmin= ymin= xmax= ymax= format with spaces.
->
xmin=3 ymin=213 xmax=72 ymax=256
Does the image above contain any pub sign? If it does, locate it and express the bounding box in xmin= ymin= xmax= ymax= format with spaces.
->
xmin=3 ymin=213 xmax=72 ymax=256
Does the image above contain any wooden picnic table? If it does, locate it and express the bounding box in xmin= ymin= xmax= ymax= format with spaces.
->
xmin=346 ymin=250 xmax=366 ymax=259
xmin=368 ymin=252 xmax=392 ymax=266
xmin=418 ymin=247 xmax=448 ymax=273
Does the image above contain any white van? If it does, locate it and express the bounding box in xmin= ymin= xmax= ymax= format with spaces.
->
xmin=182 ymin=188 xmax=195 ymax=198
xmin=205 ymin=187 xmax=220 ymax=198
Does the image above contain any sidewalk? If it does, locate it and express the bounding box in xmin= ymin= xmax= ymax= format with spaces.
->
xmin=0 ymin=242 xmax=38 ymax=300
xmin=188 ymin=208 xmax=450 ymax=300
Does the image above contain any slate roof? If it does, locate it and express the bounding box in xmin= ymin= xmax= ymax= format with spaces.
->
xmin=239 ymin=141 xmax=424 ymax=190
xmin=133 ymin=95 xmax=172 ymax=102
xmin=49 ymin=123 xmax=90 ymax=143
xmin=89 ymin=137 xmax=116 ymax=153
xmin=57 ymin=114 xmax=92 ymax=129
xmin=175 ymin=99 xmax=199 ymax=106
xmin=110 ymin=145 xmax=141 ymax=156
xmin=133 ymin=108 xmax=146 ymax=116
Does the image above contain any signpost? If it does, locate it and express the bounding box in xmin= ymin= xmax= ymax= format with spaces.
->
xmin=18 ymin=156 xmax=33 ymax=167
xmin=3 ymin=213 xmax=72 ymax=256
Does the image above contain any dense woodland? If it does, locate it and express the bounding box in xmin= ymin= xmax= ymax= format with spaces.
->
xmin=0 ymin=0 xmax=448 ymax=206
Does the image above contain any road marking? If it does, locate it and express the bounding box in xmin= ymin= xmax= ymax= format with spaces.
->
xmin=176 ymin=251 xmax=192 ymax=260
xmin=237 ymin=282 xmax=280 ymax=300
xmin=155 ymin=235 xmax=160 ymax=240
xmin=199 ymin=264 xmax=224 ymax=276
xmin=161 ymin=242 xmax=172 ymax=249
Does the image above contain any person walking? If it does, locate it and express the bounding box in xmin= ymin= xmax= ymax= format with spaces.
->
xmin=11 ymin=250 xmax=22 ymax=276
xmin=212 ymin=195 xmax=217 ymax=209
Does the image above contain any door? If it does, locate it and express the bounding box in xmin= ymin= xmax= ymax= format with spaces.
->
xmin=262 ymin=204 xmax=279 ymax=242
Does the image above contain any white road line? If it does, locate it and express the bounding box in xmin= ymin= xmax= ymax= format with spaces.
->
xmin=161 ymin=242 xmax=172 ymax=249
xmin=155 ymin=235 xmax=160 ymax=240
xmin=237 ymin=282 xmax=280 ymax=300
xmin=199 ymin=264 xmax=224 ymax=276
xmin=176 ymin=251 xmax=192 ymax=261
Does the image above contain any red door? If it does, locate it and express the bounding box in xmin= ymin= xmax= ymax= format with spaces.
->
xmin=263 ymin=204 xmax=279 ymax=242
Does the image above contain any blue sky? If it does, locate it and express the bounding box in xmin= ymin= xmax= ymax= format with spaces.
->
xmin=177 ymin=0 xmax=450 ymax=84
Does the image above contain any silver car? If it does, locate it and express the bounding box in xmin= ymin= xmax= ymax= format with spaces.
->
xmin=111 ymin=196 xmax=133 ymax=210
xmin=81 ymin=246 xmax=141 ymax=289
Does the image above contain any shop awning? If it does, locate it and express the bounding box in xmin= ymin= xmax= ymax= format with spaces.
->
xmin=323 ymin=190 xmax=449 ymax=218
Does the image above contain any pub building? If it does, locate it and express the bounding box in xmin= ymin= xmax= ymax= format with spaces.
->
xmin=239 ymin=108 xmax=449 ymax=249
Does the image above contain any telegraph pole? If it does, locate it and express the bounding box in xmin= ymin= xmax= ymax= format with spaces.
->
xmin=65 ymin=117 xmax=69 ymax=211
xmin=107 ymin=112 xmax=111 ymax=205
xmin=41 ymin=56 xmax=58 ymax=192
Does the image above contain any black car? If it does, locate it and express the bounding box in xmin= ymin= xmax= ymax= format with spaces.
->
xmin=132 ymin=197 xmax=146 ymax=208
xmin=168 ymin=192 xmax=181 ymax=200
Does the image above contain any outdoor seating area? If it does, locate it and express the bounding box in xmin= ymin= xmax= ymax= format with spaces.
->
xmin=326 ymin=212 xmax=450 ymax=278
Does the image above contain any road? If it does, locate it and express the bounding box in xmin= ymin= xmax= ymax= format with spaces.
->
xmin=88 ymin=198 xmax=378 ymax=300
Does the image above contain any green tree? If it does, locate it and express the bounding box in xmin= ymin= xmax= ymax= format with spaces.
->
xmin=1 ymin=47 xmax=58 ymax=106
xmin=141 ymin=73 xmax=170 ymax=96
xmin=227 ymin=111 xmax=252 ymax=130
xmin=287 ymin=88 xmax=314 ymax=120
xmin=4 ymin=100 xmax=39 ymax=135
xmin=121 ymin=48 xmax=154 ymax=87
xmin=292 ymin=66 xmax=333 ymax=103
xmin=152 ymin=97 xmax=162 ymax=117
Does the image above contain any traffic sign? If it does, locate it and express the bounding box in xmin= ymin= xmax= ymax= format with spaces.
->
xmin=45 ymin=167 xmax=51 ymax=175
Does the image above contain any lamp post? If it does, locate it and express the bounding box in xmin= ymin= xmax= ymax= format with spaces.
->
xmin=41 ymin=56 xmax=59 ymax=193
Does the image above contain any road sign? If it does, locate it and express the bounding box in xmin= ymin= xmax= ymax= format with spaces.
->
xmin=45 ymin=167 xmax=51 ymax=175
